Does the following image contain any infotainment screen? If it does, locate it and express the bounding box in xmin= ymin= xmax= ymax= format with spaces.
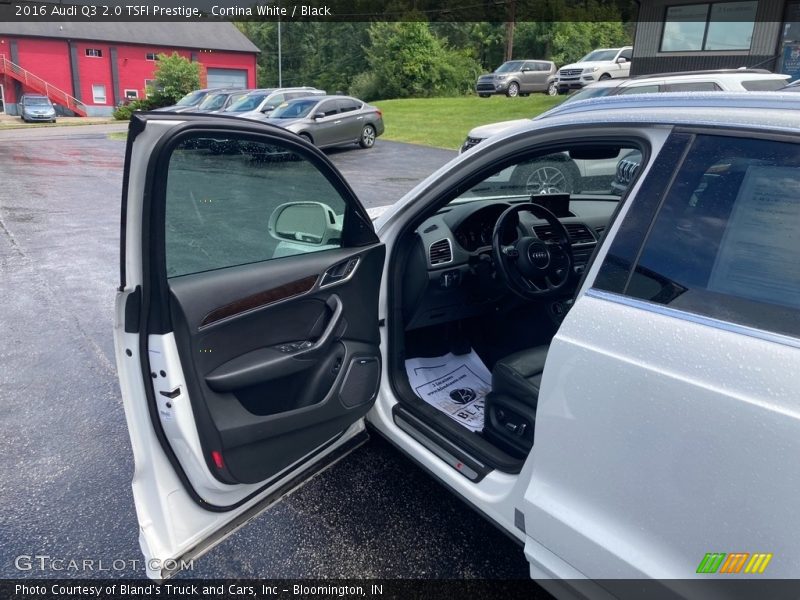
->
xmin=529 ymin=193 xmax=572 ymax=218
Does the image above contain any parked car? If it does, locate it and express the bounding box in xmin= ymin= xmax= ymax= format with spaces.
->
xmin=152 ymin=88 xmax=227 ymax=113
xmin=556 ymin=46 xmax=632 ymax=92
xmin=117 ymin=93 xmax=800 ymax=585
xmin=19 ymin=94 xmax=56 ymax=123
xmin=563 ymin=69 xmax=791 ymax=104
xmin=193 ymin=89 xmax=252 ymax=114
xmin=459 ymin=69 xmax=793 ymax=191
xmin=260 ymin=95 xmax=384 ymax=149
xmin=475 ymin=60 xmax=558 ymax=97
xmin=225 ymin=87 xmax=326 ymax=120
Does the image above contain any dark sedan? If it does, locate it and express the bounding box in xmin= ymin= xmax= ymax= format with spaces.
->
xmin=261 ymin=95 xmax=384 ymax=150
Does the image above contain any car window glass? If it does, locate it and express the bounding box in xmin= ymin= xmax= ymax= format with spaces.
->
xmin=164 ymin=134 xmax=349 ymax=278
xmin=619 ymin=48 xmax=632 ymax=60
xmin=665 ymin=81 xmax=721 ymax=92
xmin=336 ymin=98 xmax=360 ymax=113
xmin=625 ymin=135 xmax=800 ymax=338
xmin=453 ymin=145 xmax=636 ymax=202
xmin=741 ymin=79 xmax=789 ymax=91
xmin=264 ymin=93 xmax=284 ymax=109
xmin=318 ymin=100 xmax=339 ymax=117
xmin=618 ymin=84 xmax=660 ymax=95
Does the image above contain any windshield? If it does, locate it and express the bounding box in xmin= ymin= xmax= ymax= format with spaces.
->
xmin=176 ymin=90 xmax=207 ymax=107
xmin=495 ymin=61 xmax=524 ymax=74
xmin=198 ymin=93 xmax=229 ymax=111
xmin=579 ymin=49 xmax=618 ymax=62
xmin=269 ymin=98 xmax=319 ymax=119
xmin=226 ymin=92 xmax=270 ymax=112
xmin=453 ymin=147 xmax=637 ymax=203
xmin=563 ymin=86 xmax=616 ymax=103
xmin=25 ymin=97 xmax=51 ymax=106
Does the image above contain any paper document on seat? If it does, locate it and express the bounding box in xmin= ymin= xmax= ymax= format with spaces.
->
xmin=405 ymin=351 xmax=491 ymax=432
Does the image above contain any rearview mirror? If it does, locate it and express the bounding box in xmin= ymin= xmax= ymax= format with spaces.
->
xmin=616 ymin=57 xmax=628 ymax=63
xmin=268 ymin=202 xmax=341 ymax=246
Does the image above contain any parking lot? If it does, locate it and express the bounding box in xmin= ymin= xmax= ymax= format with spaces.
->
xmin=0 ymin=124 xmax=531 ymax=579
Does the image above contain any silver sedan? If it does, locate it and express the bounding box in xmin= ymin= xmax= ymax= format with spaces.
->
xmin=260 ymin=95 xmax=385 ymax=150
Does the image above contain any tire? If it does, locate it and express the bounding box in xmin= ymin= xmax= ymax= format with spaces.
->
xmin=359 ymin=124 xmax=376 ymax=149
xmin=298 ymin=132 xmax=313 ymax=145
xmin=506 ymin=82 xmax=520 ymax=97
xmin=510 ymin=158 xmax=580 ymax=196
xmin=599 ymin=73 xmax=612 ymax=81
xmin=546 ymin=81 xmax=558 ymax=96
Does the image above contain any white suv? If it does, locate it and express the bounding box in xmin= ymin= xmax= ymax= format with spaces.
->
xmin=116 ymin=93 xmax=800 ymax=587
xmin=556 ymin=46 xmax=632 ymax=92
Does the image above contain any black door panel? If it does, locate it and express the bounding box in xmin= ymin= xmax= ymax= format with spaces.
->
xmin=167 ymin=244 xmax=385 ymax=484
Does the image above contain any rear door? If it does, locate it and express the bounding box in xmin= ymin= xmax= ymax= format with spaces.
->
xmin=524 ymin=129 xmax=800 ymax=580
xmin=115 ymin=113 xmax=384 ymax=577
xmin=335 ymin=97 xmax=364 ymax=142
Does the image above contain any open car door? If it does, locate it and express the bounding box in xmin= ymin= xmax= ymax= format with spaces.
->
xmin=114 ymin=113 xmax=384 ymax=578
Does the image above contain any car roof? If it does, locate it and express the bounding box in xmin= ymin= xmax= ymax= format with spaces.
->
xmin=621 ymin=70 xmax=788 ymax=85
xmin=282 ymin=95 xmax=360 ymax=103
xmin=527 ymin=92 xmax=800 ymax=134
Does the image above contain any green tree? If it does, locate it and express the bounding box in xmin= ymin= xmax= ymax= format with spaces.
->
xmin=359 ymin=22 xmax=481 ymax=100
xmin=147 ymin=52 xmax=201 ymax=106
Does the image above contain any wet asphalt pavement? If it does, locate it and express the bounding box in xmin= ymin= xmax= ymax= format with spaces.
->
xmin=0 ymin=124 xmax=531 ymax=579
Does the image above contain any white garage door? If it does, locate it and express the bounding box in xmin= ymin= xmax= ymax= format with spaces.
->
xmin=207 ymin=68 xmax=248 ymax=89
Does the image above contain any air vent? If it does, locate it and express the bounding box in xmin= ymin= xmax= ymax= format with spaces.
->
xmin=429 ymin=239 xmax=453 ymax=265
xmin=532 ymin=225 xmax=560 ymax=241
xmin=565 ymin=224 xmax=595 ymax=244
xmin=533 ymin=224 xmax=595 ymax=244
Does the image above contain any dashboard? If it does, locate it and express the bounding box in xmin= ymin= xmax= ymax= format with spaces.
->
xmin=402 ymin=197 xmax=617 ymax=330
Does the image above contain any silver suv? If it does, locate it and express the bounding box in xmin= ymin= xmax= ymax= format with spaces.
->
xmin=475 ymin=60 xmax=558 ymax=97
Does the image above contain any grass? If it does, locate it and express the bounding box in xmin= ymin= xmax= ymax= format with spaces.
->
xmin=108 ymin=131 xmax=128 ymax=141
xmin=374 ymin=94 xmax=566 ymax=150
xmin=0 ymin=118 xmax=119 ymax=130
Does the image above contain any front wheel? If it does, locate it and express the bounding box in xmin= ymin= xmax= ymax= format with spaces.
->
xmin=506 ymin=82 xmax=520 ymax=97
xmin=298 ymin=132 xmax=313 ymax=145
xmin=546 ymin=81 xmax=558 ymax=96
xmin=359 ymin=124 xmax=376 ymax=149
xmin=510 ymin=159 xmax=580 ymax=195
xmin=599 ymin=73 xmax=612 ymax=81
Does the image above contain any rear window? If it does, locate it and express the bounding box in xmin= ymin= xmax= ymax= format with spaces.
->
xmin=741 ymin=79 xmax=790 ymax=91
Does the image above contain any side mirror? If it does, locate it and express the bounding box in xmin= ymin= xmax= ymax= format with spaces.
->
xmin=616 ymin=57 xmax=629 ymax=64
xmin=268 ymin=202 xmax=341 ymax=246
xmin=521 ymin=67 xmax=531 ymax=72
xmin=314 ymin=112 xmax=326 ymax=120
xmin=261 ymin=107 xmax=274 ymax=114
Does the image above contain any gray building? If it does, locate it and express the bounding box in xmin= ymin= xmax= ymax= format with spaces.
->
xmin=633 ymin=0 xmax=800 ymax=79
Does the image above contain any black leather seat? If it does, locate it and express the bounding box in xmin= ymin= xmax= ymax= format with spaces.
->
xmin=491 ymin=345 xmax=549 ymax=408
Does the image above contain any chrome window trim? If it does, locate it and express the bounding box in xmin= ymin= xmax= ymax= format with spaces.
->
xmin=585 ymin=288 xmax=800 ymax=351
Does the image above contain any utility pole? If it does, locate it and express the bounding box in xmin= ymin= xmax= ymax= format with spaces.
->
xmin=505 ymin=0 xmax=516 ymax=61
xmin=277 ymin=17 xmax=282 ymax=87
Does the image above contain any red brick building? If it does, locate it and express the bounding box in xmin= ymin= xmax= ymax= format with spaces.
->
xmin=0 ymin=23 xmax=260 ymax=116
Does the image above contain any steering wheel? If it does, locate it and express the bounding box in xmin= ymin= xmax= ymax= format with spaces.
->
xmin=492 ymin=203 xmax=574 ymax=300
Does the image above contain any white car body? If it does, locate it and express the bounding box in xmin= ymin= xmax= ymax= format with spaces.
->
xmin=556 ymin=47 xmax=633 ymax=91
xmin=116 ymin=95 xmax=800 ymax=590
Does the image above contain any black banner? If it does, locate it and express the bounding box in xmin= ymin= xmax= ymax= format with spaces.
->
xmin=5 ymin=579 xmax=800 ymax=600
xmin=0 ymin=0 xmax=639 ymax=23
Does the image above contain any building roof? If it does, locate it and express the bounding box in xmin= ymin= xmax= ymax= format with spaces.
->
xmin=0 ymin=22 xmax=260 ymax=53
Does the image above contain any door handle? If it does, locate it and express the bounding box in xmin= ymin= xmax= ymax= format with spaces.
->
xmin=334 ymin=120 xmax=342 ymax=124
xmin=297 ymin=295 xmax=344 ymax=359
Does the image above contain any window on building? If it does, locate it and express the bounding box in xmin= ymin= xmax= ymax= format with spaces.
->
xmin=92 ymin=84 xmax=107 ymax=104
xmin=85 ymin=48 xmax=103 ymax=58
xmin=145 ymin=52 xmax=158 ymax=61
xmin=144 ymin=80 xmax=157 ymax=97
xmin=660 ymin=1 xmax=757 ymax=52
xmin=124 ymin=89 xmax=139 ymax=100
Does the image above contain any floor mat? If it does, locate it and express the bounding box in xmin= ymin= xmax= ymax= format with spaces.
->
xmin=405 ymin=350 xmax=492 ymax=432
